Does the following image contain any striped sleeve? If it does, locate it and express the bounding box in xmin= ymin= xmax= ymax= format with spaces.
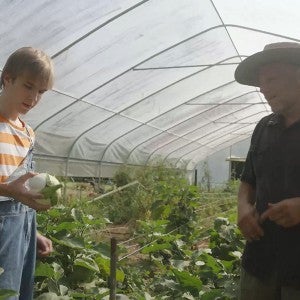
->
xmin=0 ymin=118 xmax=34 ymax=182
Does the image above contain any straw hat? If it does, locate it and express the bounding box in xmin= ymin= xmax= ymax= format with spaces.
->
xmin=234 ymin=42 xmax=300 ymax=87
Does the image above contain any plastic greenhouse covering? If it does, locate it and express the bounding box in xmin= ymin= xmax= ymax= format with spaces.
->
xmin=1 ymin=0 xmax=299 ymax=178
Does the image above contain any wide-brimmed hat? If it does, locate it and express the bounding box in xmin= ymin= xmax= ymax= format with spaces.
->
xmin=234 ymin=42 xmax=300 ymax=87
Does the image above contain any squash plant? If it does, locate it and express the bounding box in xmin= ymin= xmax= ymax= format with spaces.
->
xmin=35 ymin=206 xmax=243 ymax=299
xmin=118 ymin=216 xmax=243 ymax=299
xmin=34 ymin=201 xmax=125 ymax=299
xmin=34 ymin=164 xmax=242 ymax=299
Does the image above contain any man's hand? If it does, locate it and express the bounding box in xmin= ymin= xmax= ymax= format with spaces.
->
xmin=238 ymin=203 xmax=264 ymax=242
xmin=260 ymin=197 xmax=300 ymax=227
xmin=238 ymin=182 xmax=264 ymax=242
xmin=2 ymin=173 xmax=50 ymax=211
xmin=37 ymin=232 xmax=53 ymax=257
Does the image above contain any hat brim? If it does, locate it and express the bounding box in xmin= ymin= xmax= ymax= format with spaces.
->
xmin=234 ymin=48 xmax=300 ymax=87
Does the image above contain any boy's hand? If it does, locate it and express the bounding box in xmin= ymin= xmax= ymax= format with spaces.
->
xmin=37 ymin=232 xmax=53 ymax=257
xmin=4 ymin=172 xmax=50 ymax=211
xmin=260 ymin=197 xmax=300 ymax=227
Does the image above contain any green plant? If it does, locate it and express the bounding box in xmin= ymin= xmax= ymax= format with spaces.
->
xmin=121 ymin=216 xmax=244 ymax=299
xmin=34 ymin=168 xmax=243 ymax=299
xmin=34 ymin=201 xmax=124 ymax=299
xmin=93 ymin=164 xmax=201 ymax=226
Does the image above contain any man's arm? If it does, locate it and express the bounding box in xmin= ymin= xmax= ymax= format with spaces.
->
xmin=238 ymin=181 xmax=264 ymax=241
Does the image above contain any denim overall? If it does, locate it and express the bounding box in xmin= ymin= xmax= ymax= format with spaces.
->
xmin=0 ymin=130 xmax=37 ymax=300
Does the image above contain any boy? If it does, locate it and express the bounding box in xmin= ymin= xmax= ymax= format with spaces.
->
xmin=0 ymin=47 xmax=54 ymax=299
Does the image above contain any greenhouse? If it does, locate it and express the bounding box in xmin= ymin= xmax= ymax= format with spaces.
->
xmin=3 ymin=0 xmax=297 ymax=179
xmin=1 ymin=1 xmax=300 ymax=299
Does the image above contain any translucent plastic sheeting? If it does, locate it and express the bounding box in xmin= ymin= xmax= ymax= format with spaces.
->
xmin=0 ymin=0 xmax=297 ymax=177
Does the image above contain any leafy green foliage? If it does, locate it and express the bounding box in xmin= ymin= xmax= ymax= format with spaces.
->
xmin=34 ymin=201 xmax=122 ymax=298
xmin=122 ymin=216 xmax=242 ymax=299
xmin=35 ymin=166 xmax=243 ymax=300
xmin=209 ymin=217 xmax=244 ymax=261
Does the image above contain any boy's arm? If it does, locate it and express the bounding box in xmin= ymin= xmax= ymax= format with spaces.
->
xmin=238 ymin=181 xmax=264 ymax=242
xmin=0 ymin=172 xmax=50 ymax=211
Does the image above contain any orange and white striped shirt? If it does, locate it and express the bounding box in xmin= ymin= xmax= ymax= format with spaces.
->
xmin=0 ymin=115 xmax=35 ymax=183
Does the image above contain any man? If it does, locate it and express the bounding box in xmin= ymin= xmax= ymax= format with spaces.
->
xmin=235 ymin=42 xmax=300 ymax=299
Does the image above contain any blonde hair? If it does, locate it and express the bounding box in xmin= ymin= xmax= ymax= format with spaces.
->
xmin=1 ymin=47 xmax=54 ymax=89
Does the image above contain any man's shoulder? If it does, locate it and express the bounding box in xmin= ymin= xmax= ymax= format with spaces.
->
xmin=251 ymin=113 xmax=277 ymax=142
xmin=259 ymin=113 xmax=276 ymax=123
xmin=256 ymin=113 xmax=280 ymax=128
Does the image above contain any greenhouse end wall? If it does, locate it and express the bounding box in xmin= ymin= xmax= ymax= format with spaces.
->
xmin=196 ymin=138 xmax=250 ymax=189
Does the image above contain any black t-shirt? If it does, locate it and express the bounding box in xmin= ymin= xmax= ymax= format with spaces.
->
xmin=241 ymin=113 xmax=300 ymax=285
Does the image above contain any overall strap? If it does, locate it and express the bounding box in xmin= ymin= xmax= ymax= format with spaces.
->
xmin=24 ymin=124 xmax=35 ymax=172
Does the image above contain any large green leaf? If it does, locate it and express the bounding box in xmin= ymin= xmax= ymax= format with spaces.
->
xmin=95 ymin=256 xmax=110 ymax=275
xmin=49 ymin=222 xmax=80 ymax=232
xmin=172 ymin=269 xmax=202 ymax=293
xmin=93 ymin=242 xmax=111 ymax=258
xmin=200 ymin=252 xmax=223 ymax=274
xmin=35 ymin=261 xmax=55 ymax=278
xmin=74 ymin=257 xmax=99 ymax=272
xmin=68 ymin=265 xmax=96 ymax=283
xmin=95 ymin=256 xmax=125 ymax=282
xmin=50 ymin=233 xmax=85 ymax=249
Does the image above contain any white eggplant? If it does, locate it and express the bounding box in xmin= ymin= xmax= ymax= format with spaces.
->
xmin=27 ymin=173 xmax=62 ymax=206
